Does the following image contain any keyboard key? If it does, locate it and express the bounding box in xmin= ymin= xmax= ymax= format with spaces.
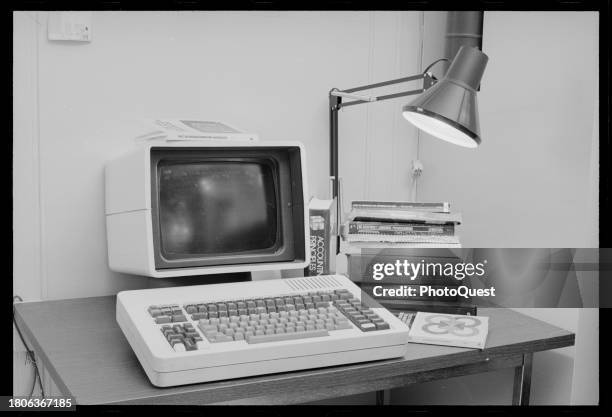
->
xmin=246 ymin=329 xmax=329 ymax=344
xmin=155 ymin=315 xmax=171 ymax=324
xmin=374 ymin=322 xmax=390 ymax=330
xmin=199 ymin=323 xmax=217 ymax=332
xmin=334 ymin=322 xmax=353 ymax=330
xmin=211 ymin=335 xmax=234 ymax=343
xmin=168 ymin=336 xmax=184 ymax=345
xmin=171 ymin=314 xmax=187 ymax=322
xmin=359 ymin=323 xmax=377 ymax=332
xmin=173 ymin=343 xmax=186 ymax=352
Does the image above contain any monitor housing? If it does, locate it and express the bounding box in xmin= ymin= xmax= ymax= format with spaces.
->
xmin=105 ymin=141 xmax=309 ymax=279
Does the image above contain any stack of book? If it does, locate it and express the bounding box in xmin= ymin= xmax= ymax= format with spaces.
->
xmin=340 ymin=200 xmax=462 ymax=253
xmin=340 ymin=201 xmax=476 ymax=315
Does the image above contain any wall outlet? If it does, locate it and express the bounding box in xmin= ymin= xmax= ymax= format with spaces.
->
xmin=48 ymin=12 xmax=92 ymax=42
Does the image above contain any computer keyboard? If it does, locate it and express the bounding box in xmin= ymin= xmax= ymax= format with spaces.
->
xmin=117 ymin=274 xmax=411 ymax=387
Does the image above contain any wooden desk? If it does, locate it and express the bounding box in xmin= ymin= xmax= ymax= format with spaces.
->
xmin=14 ymin=296 xmax=574 ymax=405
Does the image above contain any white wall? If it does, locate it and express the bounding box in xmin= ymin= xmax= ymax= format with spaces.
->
xmin=390 ymin=11 xmax=599 ymax=405
xmin=13 ymin=10 xmax=423 ymax=398
xmin=419 ymin=12 xmax=599 ymax=249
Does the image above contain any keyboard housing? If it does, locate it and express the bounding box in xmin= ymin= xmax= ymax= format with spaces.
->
xmin=117 ymin=275 xmax=410 ymax=387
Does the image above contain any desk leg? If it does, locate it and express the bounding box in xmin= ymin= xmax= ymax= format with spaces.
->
xmin=375 ymin=390 xmax=385 ymax=405
xmin=512 ymin=353 xmax=533 ymax=405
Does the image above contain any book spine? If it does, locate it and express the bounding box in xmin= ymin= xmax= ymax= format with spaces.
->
xmin=339 ymin=240 xmax=463 ymax=254
xmin=351 ymin=201 xmax=450 ymax=213
xmin=351 ymin=211 xmax=462 ymax=225
xmin=345 ymin=234 xmax=460 ymax=244
xmin=348 ymin=222 xmax=454 ymax=235
xmin=306 ymin=205 xmax=334 ymax=276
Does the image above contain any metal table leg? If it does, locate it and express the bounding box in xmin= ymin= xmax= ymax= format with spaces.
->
xmin=375 ymin=390 xmax=385 ymax=405
xmin=512 ymin=353 xmax=533 ymax=405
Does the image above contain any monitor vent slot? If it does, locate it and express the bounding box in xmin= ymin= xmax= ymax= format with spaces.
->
xmin=285 ymin=276 xmax=342 ymax=291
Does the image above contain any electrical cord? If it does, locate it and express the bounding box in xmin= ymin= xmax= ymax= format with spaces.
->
xmin=13 ymin=295 xmax=45 ymax=399
xmin=422 ymin=58 xmax=449 ymax=75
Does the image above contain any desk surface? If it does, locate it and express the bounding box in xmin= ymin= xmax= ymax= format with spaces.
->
xmin=15 ymin=296 xmax=574 ymax=405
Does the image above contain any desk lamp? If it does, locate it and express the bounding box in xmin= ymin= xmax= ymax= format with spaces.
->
xmin=328 ymin=45 xmax=488 ymax=248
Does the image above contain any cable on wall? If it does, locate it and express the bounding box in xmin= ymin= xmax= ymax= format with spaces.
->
xmin=13 ymin=296 xmax=45 ymax=399
xmin=412 ymin=11 xmax=426 ymax=203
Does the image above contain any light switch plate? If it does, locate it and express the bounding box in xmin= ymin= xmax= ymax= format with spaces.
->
xmin=48 ymin=12 xmax=92 ymax=42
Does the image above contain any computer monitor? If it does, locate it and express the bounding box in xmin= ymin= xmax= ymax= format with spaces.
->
xmin=105 ymin=141 xmax=309 ymax=278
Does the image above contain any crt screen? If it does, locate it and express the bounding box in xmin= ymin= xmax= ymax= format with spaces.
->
xmin=158 ymin=161 xmax=278 ymax=258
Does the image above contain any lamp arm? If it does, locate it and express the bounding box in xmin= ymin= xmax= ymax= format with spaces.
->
xmin=330 ymin=91 xmax=378 ymax=102
xmin=328 ymin=68 xmax=440 ymax=252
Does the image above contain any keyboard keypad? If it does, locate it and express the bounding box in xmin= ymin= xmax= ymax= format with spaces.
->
xmin=161 ymin=323 xmax=205 ymax=351
xmin=148 ymin=304 xmax=188 ymax=324
xmin=333 ymin=298 xmax=390 ymax=331
xmin=197 ymin=302 xmax=353 ymax=344
xmin=148 ymin=288 xmax=391 ymax=351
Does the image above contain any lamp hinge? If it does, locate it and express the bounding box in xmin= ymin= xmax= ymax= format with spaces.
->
xmin=329 ymin=89 xmax=342 ymax=110
xmin=423 ymin=72 xmax=438 ymax=90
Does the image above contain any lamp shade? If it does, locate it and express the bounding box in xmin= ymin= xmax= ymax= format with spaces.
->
xmin=403 ymin=46 xmax=488 ymax=148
